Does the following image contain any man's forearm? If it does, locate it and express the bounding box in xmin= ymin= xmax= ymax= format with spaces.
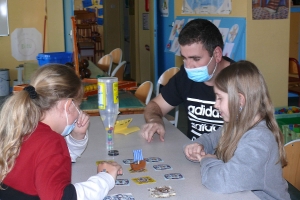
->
xmin=144 ymin=101 xmax=164 ymax=124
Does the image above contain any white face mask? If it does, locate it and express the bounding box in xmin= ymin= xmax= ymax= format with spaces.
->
xmin=61 ymin=101 xmax=81 ymax=136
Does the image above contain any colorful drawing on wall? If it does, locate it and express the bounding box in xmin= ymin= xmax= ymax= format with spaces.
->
xmin=159 ymin=0 xmax=169 ymax=17
xmin=228 ymin=24 xmax=239 ymax=43
xmin=252 ymin=0 xmax=289 ymax=20
xmin=182 ymin=0 xmax=232 ymax=14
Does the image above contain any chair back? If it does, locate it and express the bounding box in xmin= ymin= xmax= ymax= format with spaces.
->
xmin=283 ymin=139 xmax=300 ymax=190
xmin=156 ymin=67 xmax=180 ymax=96
xmin=156 ymin=67 xmax=180 ymax=127
xmin=135 ymin=81 xmax=153 ymax=105
xmin=109 ymin=48 xmax=123 ymax=66
xmin=289 ymin=58 xmax=300 ymax=80
xmin=111 ymin=61 xmax=126 ymax=81
xmin=97 ymin=54 xmax=113 ymax=76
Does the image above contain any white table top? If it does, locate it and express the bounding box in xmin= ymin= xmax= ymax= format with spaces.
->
xmin=72 ymin=114 xmax=259 ymax=200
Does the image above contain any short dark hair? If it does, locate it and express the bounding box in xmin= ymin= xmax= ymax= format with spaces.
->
xmin=178 ymin=18 xmax=224 ymax=56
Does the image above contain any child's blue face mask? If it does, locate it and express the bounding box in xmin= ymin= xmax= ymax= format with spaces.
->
xmin=61 ymin=101 xmax=81 ymax=136
xmin=184 ymin=56 xmax=217 ymax=82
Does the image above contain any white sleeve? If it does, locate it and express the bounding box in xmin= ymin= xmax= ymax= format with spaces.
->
xmin=73 ymin=172 xmax=115 ymax=200
xmin=65 ymin=131 xmax=88 ymax=162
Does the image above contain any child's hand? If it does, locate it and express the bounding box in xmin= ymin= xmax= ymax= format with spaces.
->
xmin=71 ymin=111 xmax=90 ymax=140
xmin=184 ymin=143 xmax=206 ymax=161
xmin=97 ymin=161 xmax=123 ymax=180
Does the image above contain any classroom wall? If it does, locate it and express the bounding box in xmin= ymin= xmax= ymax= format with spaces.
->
xmin=0 ymin=0 xmax=64 ymax=86
xmin=137 ymin=0 xmax=152 ymax=83
xmin=175 ymin=0 xmax=289 ymax=107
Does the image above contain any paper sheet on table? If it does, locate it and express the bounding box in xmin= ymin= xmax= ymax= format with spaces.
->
xmin=114 ymin=118 xmax=140 ymax=135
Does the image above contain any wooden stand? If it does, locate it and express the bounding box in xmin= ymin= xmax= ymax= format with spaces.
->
xmin=130 ymin=160 xmax=146 ymax=171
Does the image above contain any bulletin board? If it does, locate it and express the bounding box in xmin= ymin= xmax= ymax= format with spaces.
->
xmin=165 ymin=16 xmax=246 ymax=61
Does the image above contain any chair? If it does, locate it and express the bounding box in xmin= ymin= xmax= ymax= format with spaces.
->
xmin=109 ymin=48 xmax=123 ymax=69
xmin=156 ymin=67 xmax=181 ymax=127
xmin=111 ymin=61 xmax=126 ymax=81
xmin=289 ymin=57 xmax=300 ymax=84
xmin=283 ymin=139 xmax=300 ymax=190
xmin=97 ymin=54 xmax=113 ymax=76
xmin=134 ymin=81 xmax=153 ymax=105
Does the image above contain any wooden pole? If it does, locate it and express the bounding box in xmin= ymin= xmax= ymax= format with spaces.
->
xmin=71 ymin=16 xmax=80 ymax=77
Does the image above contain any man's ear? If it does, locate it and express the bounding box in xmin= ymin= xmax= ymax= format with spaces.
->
xmin=213 ymin=46 xmax=223 ymax=63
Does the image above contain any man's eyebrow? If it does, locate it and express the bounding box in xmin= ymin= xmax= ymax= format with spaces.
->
xmin=181 ymin=55 xmax=201 ymax=59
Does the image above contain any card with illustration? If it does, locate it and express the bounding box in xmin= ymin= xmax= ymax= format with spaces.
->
xmin=96 ymin=160 xmax=114 ymax=165
xmin=122 ymin=159 xmax=134 ymax=165
xmin=115 ymin=179 xmax=130 ymax=186
xmin=164 ymin=173 xmax=184 ymax=180
xmin=145 ymin=157 xmax=163 ymax=163
xmin=153 ymin=164 xmax=172 ymax=171
xmin=103 ymin=193 xmax=135 ymax=200
xmin=132 ymin=176 xmax=156 ymax=185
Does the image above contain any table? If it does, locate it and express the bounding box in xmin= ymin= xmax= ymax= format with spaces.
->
xmin=72 ymin=115 xmax=259 ymax=200
xmin=80 ymin=91 xmax=145 ymax=116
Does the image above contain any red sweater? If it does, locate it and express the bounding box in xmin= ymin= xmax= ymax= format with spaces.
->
xmin=3 ymin=122 xmax=71 ymax=200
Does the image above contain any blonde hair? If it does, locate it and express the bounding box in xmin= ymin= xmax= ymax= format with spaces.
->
xmin=214 ymin=60 xmax=287 ymax=166
xmin=0 ymin=64 xmax=83 ymax=183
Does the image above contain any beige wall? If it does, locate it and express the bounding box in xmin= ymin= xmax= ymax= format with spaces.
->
xmin=0 ymin=0 xmax=64 ymax=86
xmin=174 ymin=0 xmax=289 ymax=107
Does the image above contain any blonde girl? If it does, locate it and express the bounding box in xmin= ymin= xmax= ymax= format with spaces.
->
xmin=0 ymin=64 xmax=122 ymax=200
xmin=184 ymin=60 xmax=289 ymax=200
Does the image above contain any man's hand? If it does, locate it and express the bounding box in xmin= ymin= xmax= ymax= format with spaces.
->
xmin=143 ymin=95 xmax=174 ymax=142
xmin=141 ymin=121 xmax=165 ymax=142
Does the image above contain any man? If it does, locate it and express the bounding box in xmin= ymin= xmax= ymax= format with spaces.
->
xmin=142 ymin=18 xmax=234 ymax=142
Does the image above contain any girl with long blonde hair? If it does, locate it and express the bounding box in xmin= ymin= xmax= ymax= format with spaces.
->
xmin=184 ymin=60 xmax=289 ymax=200
xmin=0 ymin=64 xmax=122 ymax=200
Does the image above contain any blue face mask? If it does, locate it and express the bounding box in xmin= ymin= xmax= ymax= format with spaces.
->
xmin=61 ymin=101 xmax=81 ymax=136
xmin=184 ymin=56 xmax=217 ymax=82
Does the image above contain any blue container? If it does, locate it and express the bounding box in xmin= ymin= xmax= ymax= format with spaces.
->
xmin=36 ymin=52 xmax=73 ymax=66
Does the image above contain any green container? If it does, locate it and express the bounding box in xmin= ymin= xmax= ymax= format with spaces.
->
xmin=276 ymin=117 xmax=300 ymax=144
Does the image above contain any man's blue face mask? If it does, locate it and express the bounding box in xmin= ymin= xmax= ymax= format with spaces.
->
xmin=184 ymin=56 xmax=217 ymax=82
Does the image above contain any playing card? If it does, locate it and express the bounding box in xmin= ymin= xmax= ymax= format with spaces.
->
xmin=153 ymin=164 xmax=172 ymax=171
xmin=103 ymin=193 xmax=135 ymax=200
xmin=122 ymin=159 xmax=134 ymax=165
xmin=164 ymin=173 xmax=184 ymax=180
xmin=96 ymin=160 xmax=114 ymax=165
xmin=145 ymin=157 xmax=163 ymax=163
xmin=132 ymin=176 xmax=156 ymax=185
xmin=148 ymin=186 xmax=176 ymax=198
xmin=115 ymin=179 xmax=130 ymax=186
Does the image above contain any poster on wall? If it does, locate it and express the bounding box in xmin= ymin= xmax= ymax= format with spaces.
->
xmin=182 ymin=0 xmax=231 ymax=14
xmin=10 ymin=28 xmax=42 ymax=61
xmin=252 ymin=0 xmax=289 ymax=20
xmin=165 ymin=17 xmax=246 ymax=61
xmin=159 ymin=0 xmax=169 ymax=17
